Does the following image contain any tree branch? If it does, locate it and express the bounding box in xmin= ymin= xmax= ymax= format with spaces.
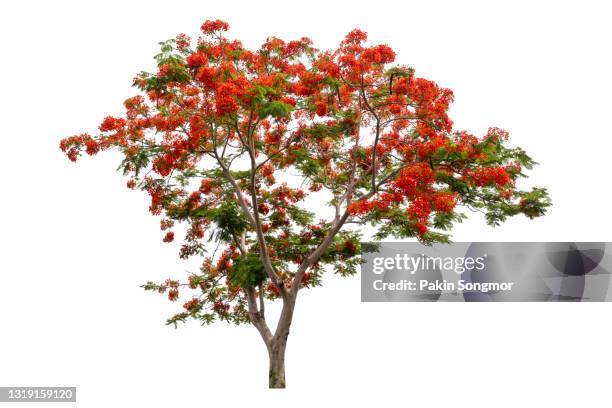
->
xmin=359 ymin=78 xmax=383 ymax=193
xmin=245 ymin=286 xmax=272 ymax=345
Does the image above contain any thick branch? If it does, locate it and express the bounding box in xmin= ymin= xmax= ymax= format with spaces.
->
xmin=244 ymin=116 xmax=290 ymax=300
xmin=213 ymin=152 xmax=256 ymax=226
xmin=245 ymin=287 xmax=273 ymax=345
xmin=291 ymin=210 xmax=351 ymax=300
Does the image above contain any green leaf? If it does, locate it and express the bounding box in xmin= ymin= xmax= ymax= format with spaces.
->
xmin=228 ymin=253 xmax=268 ymax=288
xmin=257 ymin=101 xmax=294 ymax=119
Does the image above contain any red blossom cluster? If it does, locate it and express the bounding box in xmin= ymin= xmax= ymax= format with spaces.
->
xmin=59 ymin=134 xmax=98 ymax=161
xmin=200 ymin=19 xmax=229 ymax=34
xmin=183 ymin=297 xmax=201 ymax=312
xmin=465 ymin=166 xmax=513 ymax=187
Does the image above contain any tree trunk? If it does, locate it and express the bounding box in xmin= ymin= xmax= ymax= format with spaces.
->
xmin=268 ymin=336 xmax=288 ymax=388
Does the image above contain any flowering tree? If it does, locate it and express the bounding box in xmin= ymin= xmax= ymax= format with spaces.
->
xmin=60 ymin=20 xmax=550 ymax=388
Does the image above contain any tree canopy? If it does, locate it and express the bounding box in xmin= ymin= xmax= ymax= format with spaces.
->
xmin=60 ymin=19 xmax=550 ymax=329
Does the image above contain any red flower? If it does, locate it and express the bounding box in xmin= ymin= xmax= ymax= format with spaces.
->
xmin=344 ymin=240 xmax=356 ymax=254
xmin=163 ymin=231 xmax=175 ymax=243
xmin=215 ymin=89 xmax=239 ymax=116
xmin=343 ymin=29 xmax=367 ymax=45
xmin=466 ymin=166 xmax=511 ymax=187
xmin=66 ymin=148 xmax=78 ymax=162
xmin=261 ymin=163 xmax=275 ymax=177
xmin=407 ymin=196 xmax=431 ymax=223
xmin=309 ymin=183 xmax=322 ymax=192
xmin=415 ymin=222 xmax=428 ymax=235
xmin=165 ymin=279 xmax=180 ymax=288
xmin=195 ymin=66 xmax=217 ymax=88
xmin=160 ymin=219 xmax=174 ymax=231
xmin=175 ymin=33 xmax=190 ymax=49
xmin=99 ymin=116 xmax=125 ymax=132
xmin=183 ymin=297 xmax=201 ymax=312
xmin=168 ymin=289 xmax=179 ymax=302
xmin=281 ymin=96 xmax=297 ymax=106
xmin=201 ymin=19 xmax=229 ymax=34
xmin=433 ymin=192 xmax=457 ymax=213
xmin=152 ymin=156 xmax=173 ymax=177
xmin=258 ymin=203 xmax=270 ymax=215
xmin=186 ymin=52 xmax=206 ymax=68
xmin=315 ymin=102 xmax=328 ymax=116
xmin=84 ymin=139 xmax=99 ymax=156
xmin=199 ymin=179 xmax=214 ymax=194
xmin=363 ymin=44 xmax=396 ymax=64
xmin=266 ymin=282 xmax=280 ymax=296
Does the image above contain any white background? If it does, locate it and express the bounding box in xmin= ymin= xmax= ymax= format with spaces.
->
xmin=1 ymin=0 xmax=611 ymax=406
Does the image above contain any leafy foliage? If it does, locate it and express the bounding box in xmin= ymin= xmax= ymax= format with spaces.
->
xmin=229 ymin=253 xmax=268 ymax=289
xmin=207 ymin=202 xmax=249 ymax=242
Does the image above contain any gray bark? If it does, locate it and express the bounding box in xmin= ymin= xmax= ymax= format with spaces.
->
xmin=268 ymin=335 xmax=288 ymax=388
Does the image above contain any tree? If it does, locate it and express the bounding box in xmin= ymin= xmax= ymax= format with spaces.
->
xmin=59 ymin=19 xmax=550 ymax=388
